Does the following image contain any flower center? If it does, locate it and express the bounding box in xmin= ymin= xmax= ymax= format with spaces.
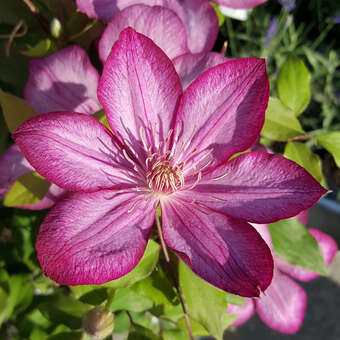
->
xmin=147 ymin=158 xmax=184 ymax=193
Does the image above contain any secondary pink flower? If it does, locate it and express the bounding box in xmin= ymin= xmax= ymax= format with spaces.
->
xmin=215 ymin=0 xmax=267 ymax=9
xmin=76 ymin=0 xmax=219 ymax=54
xmin=227 ymin=223 xmax=338 ymax=333
xmin=0 ymin=46 xmax=100 ymax=209
xmin=14 ymin=28 xmax=326 ymax=296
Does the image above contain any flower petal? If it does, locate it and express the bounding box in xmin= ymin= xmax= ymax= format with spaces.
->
xmin=255 ymin=270 xmax=307 ymax=334
xmin=36 ymin=190 xmax=156 ymax=285
xmin=163 ymin=0 xmax=218 ymax=54
xmin=161 ymin=198 xmax=273 ymax=297
xmin=296 ymin=209 xmax=309 ymax=226
xmin=189 ymin=152 xmax=327 ymax=223
xmin=250 ymin=223 xmax=273 ymax=250
xmin=98 ymin=28 xmax=182 ymax=154
xmin=0 ymin=144 xmax=32 ymax=197
xmin=0 ymin=145 xmax=65 ymax=210
xmin=13 ymin=112 xmax=136 ymax=192
xmin=227 ymin=298 xmax=255 ymax=328
xmin=25 ymin=46 xmax=100 ymax=115
xmin=76 ymin=0 xmax=218 ymax=53
xmin=215 ymin=0 xmax=267 ymax=9
xmin=171 ymin=58 xmax=269 ymax=171
xmin=173 ymin=52 xmax=228 ymax=90
xmin=276 ymin=228 xmax=338 ymax=282
xmin=98 ymin=4 xmax=188 ymax=63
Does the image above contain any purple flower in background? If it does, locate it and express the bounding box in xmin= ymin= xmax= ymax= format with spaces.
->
xmin=278 ymin=0 xmax=296 ymax=12
xmin=264 ymin=18 xmax=278 ymax=47
xmin=227 ymin=218 xmax=338 ymax=333
xmin=14 ymin=28 xmax=326 ymax=296
xmin=77 ymin=0 xmax=219 ymax=54
xmin=333 ymin=16 xmax=340 ymax=24
xmin=0 ymin=46 xmax=100 ymax=209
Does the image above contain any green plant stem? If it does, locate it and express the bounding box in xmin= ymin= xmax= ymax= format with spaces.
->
xmin=312 ymin=22 xmax=334 ymax=50
xmin=155 ymin=213 xmax=170 ymax=263
xmin=225 ymin=17 xmax=236 ymax=56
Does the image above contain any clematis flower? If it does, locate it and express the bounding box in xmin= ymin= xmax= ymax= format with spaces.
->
xmin=76 ymin=0 xmax=219 ymax=54
xmin=227 ymin=220 xmax=338 ymax=333
xmin=215 ymin=0 xmax=267 ymax=9
xmin=14 ymin=28 xmax=326 ymax=296
xmin=0 ymin=46 xmax=100 ymax=209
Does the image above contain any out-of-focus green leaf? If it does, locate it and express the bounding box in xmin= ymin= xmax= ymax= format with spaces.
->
xmin=114 ymin=311 xmax=131 ymax=333
xmin=21 ymin=39 xmax=56 ymax=58
xmin=47 ymin=332 xmax=82 ymax=340
xmin=269 ymin=218 xmax=328 ymax=275
xmin=261 ymin=97 xmax=305 ymax=141
xmin=0 ymin=1 xmax=36 ymax=26
xmin=316 ymin=132 xmax=340 ymax=168
xmin=30 ymin=327 xmax=48 ymax=340
xmin=225 ymin=293 xmax=245 ymax=306
xmin=0 ymin=274 xmax=34 ymax=325
xmin=179 ymin=262 xmax=229 ymax=340
xmin=131 ymin=266 xmax=176 ymax=306
xmin=104 ymin=240 xmax=160 ymax=289
xmin=177 ymin=316 xmax=209 ymax=336
xmin=4 ymin=172 xmax=51 ymax=207
xmin=284 ymin=142 xmax=326 ymax=185
xmin=163 ymin=330 xmax=189 ymax=340
xmin=109 ymin=288 xmax=153 ymax=313
xmin=0 ymin=49 xmax=29 ymax=92
xmin=130 ymin=311 xmax=159 ymax=334
xmin=277 ymin=56 xmax=311 ymax=115
xmin=38 ymin=294 xmax=92 ymax=329
xmin=0 ymin=89 xmax=35 ymax=132
xmin=128 ymin=324 xmax=161 ymax=340
xmin=79 ymin=288 xmax=107 ymax=306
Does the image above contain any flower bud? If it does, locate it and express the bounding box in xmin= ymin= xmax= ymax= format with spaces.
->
xmin=50 ymin=18 xmax=62 ymax=39
xmin=83 ymin=306 xmax=114 ymax=340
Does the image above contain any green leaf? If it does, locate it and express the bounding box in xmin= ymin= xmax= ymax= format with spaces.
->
xmin=163 ymin=330 xmax=189 ymax=340
xmin=316 ymin=132 xmax=340 ymax=168
xmin=179 ymin=262 xmax=230 ymax=340
xmin=261 ymin=97 xmax=305 ymax=141
xmin=113 ymin=311 xmax=131 ymax=333
xmin=268 ymin=218 xmax=328 ymax=275
xmin=128 ymin=324 xmax=161 ymax=340
xmin=177 ymin=316 xmax=209 ymax=336
xmin=21 ymin=39 xmax=56 ymax=58
xmin=277 ymin=56 xmax=311 ymax=114
xmin=284 ymin=142 xmax=326 ymax=185
xmin=104 ymin=240 xmax=160 ymax=289
xmin=0 ymin=274 xmax=34 ymax=325
xmin=212 ymin=4 xmax=225 ymax=26
xmin=47 ymin=332 xmax=82 ymax=340
xmin=131 ymin=266 xmax=176 ymax=306
xmin=30 ymin=327 xmax=48 ymax=340
xmin=38 ymin=294 xmax=92 ymax=329
xmin=4 ymin=172 xmax=51 ymax=207
xmin=0 ymin=89 xmax=36 ymax=132
xmin=109 ymin=288 xmax=153 ymax=313
xmin=225 ymin=293 xmax=245 ymax=306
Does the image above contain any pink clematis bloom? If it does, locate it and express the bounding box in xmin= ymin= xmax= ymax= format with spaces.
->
xmin=227 ymin=222 xmax=338 ymax=333
xmin=215 ymin=0 xmax=267 ymax=9
xmin=0 ymin=46 xmax=100 ymax=209
xmin=76 ymin=0 xmax=219 ymax=54
xmin=14 ymin=28 xmax=326 ymax=296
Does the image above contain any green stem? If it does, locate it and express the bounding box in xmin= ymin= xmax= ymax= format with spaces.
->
xmin=311 ymin=22 xmax=334 ymax=50
xmin=225 ymin=17 xmax=236 ymax=56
